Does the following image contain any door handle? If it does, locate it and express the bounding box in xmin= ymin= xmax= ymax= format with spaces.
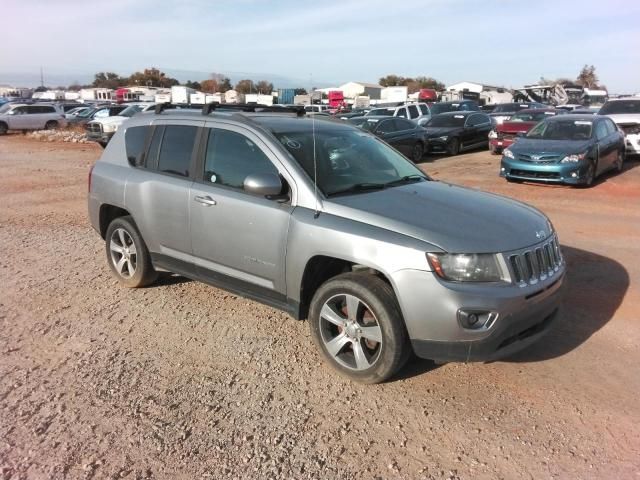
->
xmin=194 ymin=195 xmax=216 ymax=206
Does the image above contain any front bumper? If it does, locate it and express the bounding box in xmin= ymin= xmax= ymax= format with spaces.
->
xmin=392 ymin=258 xmax=565 ymax=362
xmin=425 ymin=137 xmax=448 ymax=152
xmin=624 ymin=133 xmax=640 ymax=154
xmin=500 ymin=156 xmax=591 ymax=184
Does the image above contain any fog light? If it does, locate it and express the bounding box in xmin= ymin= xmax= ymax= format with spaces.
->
xmin=501 ymin=167 xmax=505 ymax=172
xmin=457 ymin=309 xmax=499 ymax=330
xmin=571 ymin=172 xmax=578 ymax=178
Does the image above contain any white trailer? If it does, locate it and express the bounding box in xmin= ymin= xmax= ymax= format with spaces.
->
xmin=155 ymin=93 xmax=172 ymax=104
xmin=171 ymin=86 xmax=196 ymax=104
xmin=245 ymin=93 xmax=274 ymax=105
xmin=80 ymin=88 xmax=113 ymax=102
xmin=381 ymin=86 xmax=408 ymax=103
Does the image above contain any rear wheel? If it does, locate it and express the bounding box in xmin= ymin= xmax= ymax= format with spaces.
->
xmin=309 ymin=272 xmax=410 ymax=384
xmin=447 ymin=137 xmax=460 ymax=156
xmin=411 ymin=142 xmax=425 ymax=163
xmin=44 ymin=120 xmax=58 ymax=130
xmin=105 ymin=216 xmax=158 ymax=288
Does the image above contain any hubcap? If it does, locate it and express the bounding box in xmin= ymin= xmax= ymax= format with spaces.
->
xmin=319 ymin=294 xmax=382 ymax=371
xmin=109 ymin=228 xmax=137 ymax=278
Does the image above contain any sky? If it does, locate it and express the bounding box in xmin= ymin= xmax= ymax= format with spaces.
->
xmin=1 ymin=0 xmax=639 ymax=93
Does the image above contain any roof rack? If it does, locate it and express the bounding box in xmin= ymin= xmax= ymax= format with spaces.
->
xmin=155 ymin=102 xmax=173 ymax=114
xmin=201 ymin=102 xmax=305 ymax=117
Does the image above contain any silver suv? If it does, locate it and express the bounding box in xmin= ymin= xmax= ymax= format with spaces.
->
xmin=367 ymin=103 xmax=432 ymax=125
xmin=0 ymin=103 xmax=67 ymax=134
xmin=88 ymin=104 xmax=565 ymax=383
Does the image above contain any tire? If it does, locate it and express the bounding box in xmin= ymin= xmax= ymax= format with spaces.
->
xmin=44 ymin=120 xmax=58 ymax=130
xmin=447 ymin=137 xmax=460 ymax=156
xmin=614 ymin=150 xmax=625 ymax=173
xmin=581 ymin=159 xmax=597 ymax=187
xmin=411 ymin=141 xmax=425 ymax=163
xmin=308 ymin=272 xmax=410 ymax=384
xmin=0 ymin=122 xmax=7 ymax=135
xmin=105 ymin=216 xmax=158 ymax=288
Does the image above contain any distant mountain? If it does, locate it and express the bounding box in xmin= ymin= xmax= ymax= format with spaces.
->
xmin=0 ymin=68 xmax=334 ymax=90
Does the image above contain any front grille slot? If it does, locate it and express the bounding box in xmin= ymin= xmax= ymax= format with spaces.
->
xmin=508 ymin=236 xmax=563 ymax=287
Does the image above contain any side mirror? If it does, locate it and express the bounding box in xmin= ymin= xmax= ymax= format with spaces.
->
xmin=244 ymin=172 xmax=283 ymax=198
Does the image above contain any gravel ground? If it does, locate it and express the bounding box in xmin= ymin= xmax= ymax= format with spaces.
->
xmin=1 ymin=134 xmax=639 ymax=480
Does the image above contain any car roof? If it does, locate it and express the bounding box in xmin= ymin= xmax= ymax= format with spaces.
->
xmin=359 ymin=115 xmax=395 ymax=119
xmin=546 ymin=114 xmax=597 ymax=122
xmin=434 ymin=111 xmax=477 ymax=117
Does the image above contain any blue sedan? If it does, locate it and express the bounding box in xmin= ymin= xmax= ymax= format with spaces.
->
xmin=500 ymin=115 xmax=625 ymax=186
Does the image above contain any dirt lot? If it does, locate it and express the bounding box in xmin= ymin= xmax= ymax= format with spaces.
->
xmin=1 ymin=134 xmax=639 ymax=480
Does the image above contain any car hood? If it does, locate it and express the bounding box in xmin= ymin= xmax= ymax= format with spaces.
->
xmin=324 ymin=181 xmax=550 ymax=253
xmin=497 ymin=121 xmax=535 ymax=133
xmin=91 ymin=115 xmax=128 ymax=126
xmin=604 ymin=113 xmax=640 ymax=125
xmin=423 ymin=126 xmax=463 ymax=138
xmin=508 ymin=138 xmax=592 ymax=155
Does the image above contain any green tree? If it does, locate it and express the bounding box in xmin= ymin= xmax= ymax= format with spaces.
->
xmin=379 ymin=74 xmax=405 ymax=87
xmin=576 ymin=65 xmax=599 ymax=88
xmin=92 ymin=72 xmax=127 ymax=89
xmin=413 ymin=76 xmax=445 ymax=91
xmin=127 ymin=68 xmax=179 ymax=88
xmin=185 ymin=80 xmax=201 ymax=90
xmin=294 ymin=88 xmax=307 ymax=95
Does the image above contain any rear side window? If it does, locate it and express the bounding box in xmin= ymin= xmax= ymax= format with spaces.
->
xmin=419 ymin=104 xmax=429 ymax=115
xmin=157 ymin=125 xmax=197 ymax=177
xmin=40 ymin=106 xmax=56 ymax=114
xmin=407 ymin=105 xmax=419 ymax=119
xmin=604 ymin=119 xmax=617 ymax=135
xmin=376 ymin=119 xmax=397 ymax=134
xmin=125 ymin=126 xmax=150 ymax=166
xmin=394 ymin=118 xmax=415 ymax=131
xmin=204 ymin=129 xmax=278 ymax=190
xmin=396 ymin=107 xmax=408 ymax=118
xmin=595 ymin=121 xmax=609 ymax=141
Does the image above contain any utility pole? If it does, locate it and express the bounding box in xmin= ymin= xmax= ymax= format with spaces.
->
xmin=40 ymin=66 xmax=44 ymax=87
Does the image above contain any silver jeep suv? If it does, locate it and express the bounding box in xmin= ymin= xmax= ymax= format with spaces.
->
xmin=88 ymin=103 xmax=565 ymax=383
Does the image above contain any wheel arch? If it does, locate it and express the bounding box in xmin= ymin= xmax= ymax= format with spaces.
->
xmin=99 ymin=204 xmax=132 ymax=239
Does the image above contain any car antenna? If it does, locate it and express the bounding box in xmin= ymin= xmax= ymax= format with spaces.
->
xmin=311 ymin=74 xmax=320 ymax=219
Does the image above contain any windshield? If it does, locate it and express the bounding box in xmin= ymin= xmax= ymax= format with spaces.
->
xmin=119 ymin=105 xmax=144 ymax=117
xmin=599 ymin=100 xmax=640 ymax=115
xmin=0 ymin=104 xmax=12 ymax=114
xmin=368 ymin=108 xmax=395 ymax=116
xmin=509 ymin=111 xmax=554 ymax=122
xmin=426 ymin=115 xmax=466 ymax=127
xmin=351 ymin=118 xmax=380 ymax=131
xmin=526 ymin=120 xmax=592 ymax=140
xmin=429 ymin=103 xmax=456 ymax=115
xmin=273 ymin=128 xmax=427 ymax=196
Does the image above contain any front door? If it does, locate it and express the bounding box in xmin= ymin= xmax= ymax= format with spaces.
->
xmin=190 ymin=125 xmax=292 ymax=297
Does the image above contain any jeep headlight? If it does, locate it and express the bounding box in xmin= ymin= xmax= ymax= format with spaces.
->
xmin=488 ymin=130 xmax=497 ymax=139
xmin=503 ymin=148 xmax=514 ymax=159
xmin=102 ymin=123 xmax=118 ymax=133
xmin=560 ymin=152 xmax=587 ymax=163
xmin=427 ymin=253 xmax=510 ymax=283
xmin=437 ymin=135 xmax=448 ymax=141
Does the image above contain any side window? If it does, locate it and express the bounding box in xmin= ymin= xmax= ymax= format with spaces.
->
xmin=376 ymin=119 xmax=397 ymax=134
xmin=396 ymin=107 xmax=408 ymax=118
xmin=605 ymin=119 xmax=617 ymax=135
xmin=41 ymin=106 xmax=56 ymax=114
xmin=13 ymin=106 xmax=28 ymax=115
xmin=125 ymin=126 xmax=151 ymax=167
xmin=595 ymin=121 xmax=609 ymax=141
xmin=465 ymin=115 xmax=477 ymax=127
xmin=157 ymin=125 xmax=197 ymax=177
xmin=407 ymin=105 xmax=419 ymax=119
xmin=204 ymin=128 xmax=278 ymax=190
xmin=393 ymin=118 xmax=416 ymax=131
xmin=94 ymin=109 xmax=109 ymax=118
xmin=419 ymin=104 xmax=429 ymax=115
xmin=26 ymin=106 xmax=40 ymax=114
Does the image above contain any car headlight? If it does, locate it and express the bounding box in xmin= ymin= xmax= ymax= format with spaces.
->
xmin=427 ymin=253 xmax=509 ymax=283
xmin=102 ymin=123 xmax=118 ymax=133
xmin=437 ymin=135 xmax=448 ymax=141
xmin=488 ymin=130 xmax=497 ymax=139
xmin=560 ymin=152 xmax=587 ymax=163
xmin=503 ymin=148 xmax=514 ymax=159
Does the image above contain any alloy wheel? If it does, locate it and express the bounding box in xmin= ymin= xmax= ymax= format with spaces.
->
xmin=319 ymin=293 xmax=383 ymax=371
xmin=109 ymin=228 xmax=137 ymax=278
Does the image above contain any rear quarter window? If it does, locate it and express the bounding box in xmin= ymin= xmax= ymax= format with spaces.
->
xmin=125 ymin=126 xmax=151 ymax=167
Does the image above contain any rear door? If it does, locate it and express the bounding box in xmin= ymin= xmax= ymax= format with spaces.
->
xmin=127 ymin=120 xmax=203 ymax=263
xmin=374 ymin=118 xmax=401 ymax=150
xmin=189 ymin=125 xmax=293 ymax=296
xmin=392 ymin=118 xmax=420 ymax=156
xmin=8 ymin=106 xmax=30 ymax=129
xmin=594 ymin=119 xmax=614 ymax=172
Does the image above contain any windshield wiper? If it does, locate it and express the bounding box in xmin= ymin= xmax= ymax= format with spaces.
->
xmin=384 ymin=175 xmax=427 ymax=187
xmin=327 ymin=183 xmax=387 ymax=197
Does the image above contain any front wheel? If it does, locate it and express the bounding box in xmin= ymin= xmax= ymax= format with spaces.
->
xmin=411 ymin=142 xmax=425 ymax=163
xmin=105 ymin=216 xmax=158 ymax=288
xmin=447 ymin=138 xmax=460 ymax=156
xmin=308 ymin=272 xmax=410 ymax=384
xmin=614 ymin=150 xmax=625 ymax=173
xmin=581 ymin=159 xmax=597 ymax=187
